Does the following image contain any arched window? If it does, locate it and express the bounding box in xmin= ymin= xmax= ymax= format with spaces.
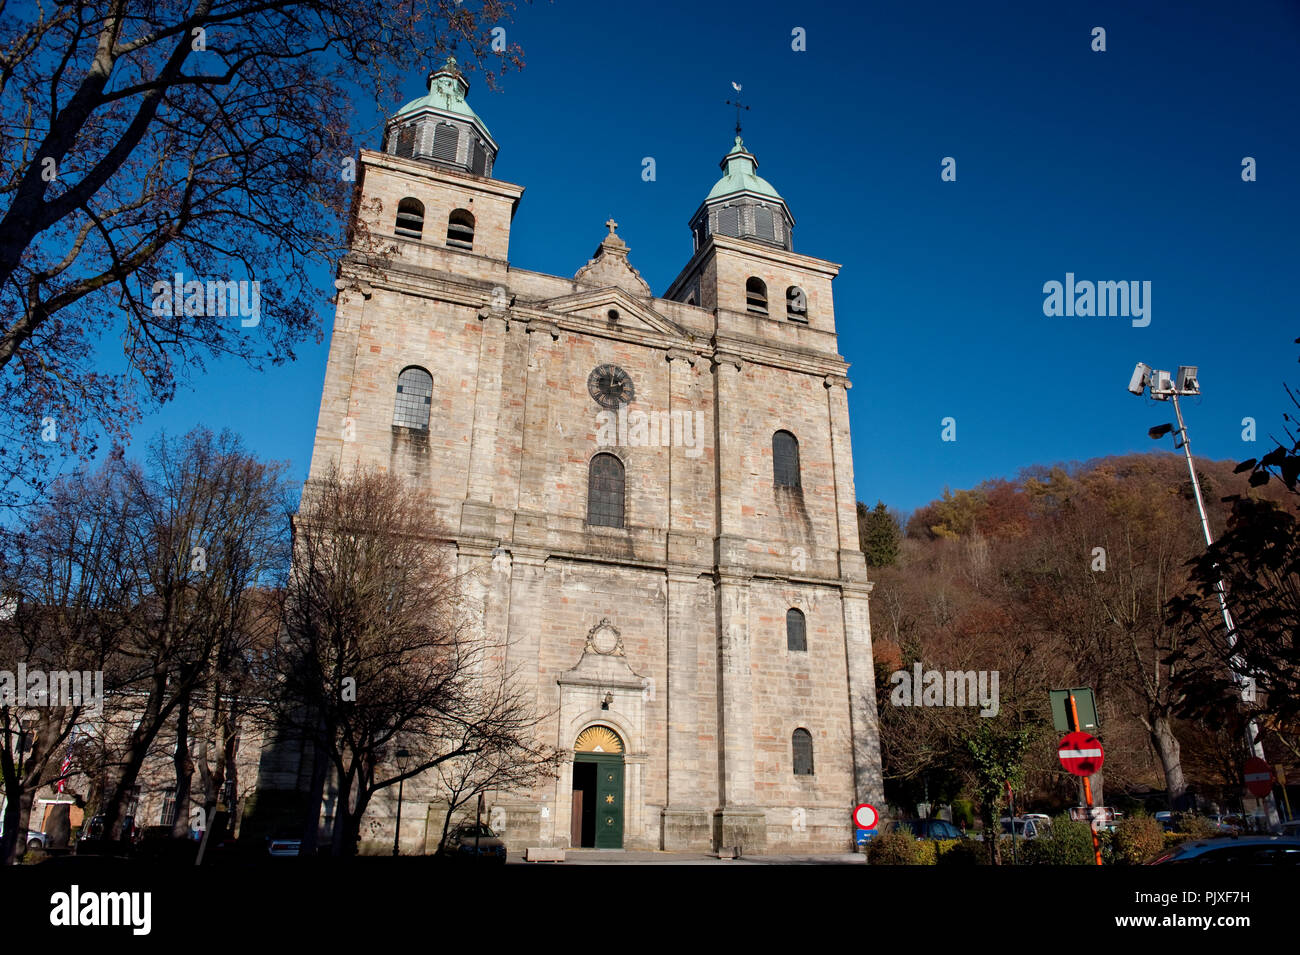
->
xmin=395 ymin=198 xmax=424 ymax=239
xmin=587 ymin=453 xmax=625 ymax=528
xmin=792 ymin=729 xmax=814 ymax=776
xmin=393 ymin=366 xmax=433 ymax=430
xmin=745 ymin=277 xmax=768 ymax=315
xmin=786 ymin=608 xmax=807 ymax=651
xmin=447 ymin=209 xmax=475 ymax=250
xmin=786 ymin=286 xmax=807 ymax=321
xmin=773 ymin=430 xmax=800 ymax=488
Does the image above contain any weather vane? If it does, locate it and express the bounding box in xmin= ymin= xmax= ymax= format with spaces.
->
xmin=726 ymin=81 xmax=749 ymax=138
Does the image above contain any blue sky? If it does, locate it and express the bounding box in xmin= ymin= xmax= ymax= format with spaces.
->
xmin=124 ymin=0 xmax=1300 ymax=516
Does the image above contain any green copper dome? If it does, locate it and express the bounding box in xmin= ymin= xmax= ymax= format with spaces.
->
xmin=395 ymin=56 xmax=493 ymax=142
xmin=705 ymin=136 xmax=784 ymax=202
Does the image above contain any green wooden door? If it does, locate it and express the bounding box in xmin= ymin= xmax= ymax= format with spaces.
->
xmin=593 ymin=757 xmax=624 ymax=849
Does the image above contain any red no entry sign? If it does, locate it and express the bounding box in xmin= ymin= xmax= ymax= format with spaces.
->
xmin=853 ymin=803 xmax=878 ymax=830
xmin=1244 ymin=757 xmax=1275 ymax=797
xmin=1058 ymin=731 xmax=1105 ymax=777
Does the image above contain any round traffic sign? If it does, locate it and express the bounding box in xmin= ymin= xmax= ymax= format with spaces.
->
xmin=1058 ymin=731 xmax=1104 ymax=777
xmin=853 ymin=803 xmax=878 ymax=830
xmin=1244 ymin=757 xmax=1275 ymax=797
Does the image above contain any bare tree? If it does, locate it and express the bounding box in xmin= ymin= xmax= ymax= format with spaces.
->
xmin=0 ymin=466 xmax=131 ymax=863
xmin=92 ymin=427 xmax=292 ymax=840
xmin=0 ymin=1 xmax=525 ymax=506
xmin=276 ymin=466 xmax=549 ymax=857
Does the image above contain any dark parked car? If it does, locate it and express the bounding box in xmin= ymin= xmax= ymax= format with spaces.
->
xmin=439 ymin=824 xmax=507 ymax=862
xmin=1150 ymin=835 xmax=1300 ymax=864
xmin=894 ymin=819 xmax=966 ymax=840
xmin=266 ymin=827 xmax=303 ymax=857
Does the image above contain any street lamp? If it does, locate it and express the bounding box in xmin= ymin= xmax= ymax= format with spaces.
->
xmin=1127 ymin=362 xmax=1280 ymax=828
xmin=392 ymin=747 xmax=410 ymax=857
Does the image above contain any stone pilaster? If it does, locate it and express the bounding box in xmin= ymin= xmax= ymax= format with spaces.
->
xmin=842 ymin=586 xmax=884 ymax=807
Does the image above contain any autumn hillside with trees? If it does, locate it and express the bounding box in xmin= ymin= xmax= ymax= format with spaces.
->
xmin=858 ymin=451 xmax=1297 ymax=827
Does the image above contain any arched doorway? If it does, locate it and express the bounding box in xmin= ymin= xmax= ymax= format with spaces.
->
xmin=571 ymin=725 xmax=624 ymax=848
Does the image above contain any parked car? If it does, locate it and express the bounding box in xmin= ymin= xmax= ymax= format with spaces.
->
xmin=1154 ymin=811 xmax=1174 ymax=832
xmin=266 ymin=827 xmax=303 ymax=857
xmin=1150 ymin=835 xmax=1300 ymax=864
xmin=438 ymin=824 xmax=508 ymax=862
xmin=999 ymin=816 xmax=1050 ymax=840
xmin=894 ymin=818 xmax=966 ymax=840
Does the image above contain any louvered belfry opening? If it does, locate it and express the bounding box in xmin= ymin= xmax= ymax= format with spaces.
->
xmin=745 ymin=277 xmax=768 ymax=315
xmin=470 ymin=138 xmax=489 ymax=176
xmin=394 ymin=124 xmax=416 ymax=158
xmin=787 ymin=286 xmax=807 ymax=321
xmin=753 ymin=205 xmax=775 ymax=242
xmin=446 ymin=209 xmax=475 ymax=250
xmin=394 ymin=198 xmax=425 ymax=239
xmin=431 ymin=122 xmax=459 ymax=162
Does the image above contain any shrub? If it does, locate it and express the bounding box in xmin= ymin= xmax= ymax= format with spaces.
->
xmin=1173 ymin=812 xmax=1219 ymax=839
xmin=867 ymin=829 xmax=923 ymax=865
xmin=1022 ymin=816 xmax=1097 ymax=865
xmin=937 ymin=838 xmax=987 ymax=865
xmin=1113 ymin=815 xmax=1165 ymax=865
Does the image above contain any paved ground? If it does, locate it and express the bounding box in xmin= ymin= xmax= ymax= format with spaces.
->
xmin=516 ymin=849 xmax=867 ymax=865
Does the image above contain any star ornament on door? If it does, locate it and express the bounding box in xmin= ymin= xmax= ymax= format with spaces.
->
xmin=605 ymin=794 xmax=615 ymax=804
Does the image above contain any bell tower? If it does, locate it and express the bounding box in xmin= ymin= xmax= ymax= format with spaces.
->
xmin=347 ymin=56 xmax=524 ymax=265
xmin=665 ymin=136 xmax=839 ymax=341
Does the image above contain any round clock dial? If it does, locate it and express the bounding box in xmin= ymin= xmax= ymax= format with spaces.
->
xmin=588 ymin=364 xmax=634 ymax=408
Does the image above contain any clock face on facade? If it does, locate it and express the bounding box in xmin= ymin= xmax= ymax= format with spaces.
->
xmin=588 ymin=364 xmax=634 ymax=408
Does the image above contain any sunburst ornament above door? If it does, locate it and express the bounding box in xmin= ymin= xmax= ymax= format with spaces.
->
xmin=575 ymin=725 xmax=624 ymax=754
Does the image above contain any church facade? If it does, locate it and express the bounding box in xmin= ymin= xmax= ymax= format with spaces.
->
xmin=305 ymin=59 xmax=884 ymax=852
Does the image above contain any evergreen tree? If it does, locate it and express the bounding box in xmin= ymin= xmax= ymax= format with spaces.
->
xmin=860 ymin=500 xmax=901 ymax=567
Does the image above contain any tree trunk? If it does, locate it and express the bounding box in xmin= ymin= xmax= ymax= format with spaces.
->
xmin=172 ymin=685 xmax=194 ymax=838
xmin=0 ymin=783 xmax=34 ymax=865
xmin=1150 ymin=712 xmax=1189 ymax=810
xmin=982 ymin=800 xmax=1001 ymax=865
xmin=299 ymin=718 xmax=331 ymax=856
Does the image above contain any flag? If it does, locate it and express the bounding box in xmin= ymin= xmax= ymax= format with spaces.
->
xmin=56 ymin=731 xmax=74 ymax=793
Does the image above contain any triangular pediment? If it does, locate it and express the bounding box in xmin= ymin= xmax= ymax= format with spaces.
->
xmin=534 ymin=287 xmax=685 ymax=339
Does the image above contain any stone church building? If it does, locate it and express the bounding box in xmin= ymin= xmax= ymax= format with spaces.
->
xmin=300 ymin=59 xmax=883 ymax=853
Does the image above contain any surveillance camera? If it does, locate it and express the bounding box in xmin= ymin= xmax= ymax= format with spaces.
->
xmin=1127 ymin=362 xmax=1151 ymax=396
xmin=1150 ymin=369 xmax=1175 ymax=398
xmin=1176 ymin=365 xmax=1199 ymax=395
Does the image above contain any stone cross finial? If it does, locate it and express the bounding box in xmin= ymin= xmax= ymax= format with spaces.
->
xmin=605 ymin=217 xmax=618 ymax=235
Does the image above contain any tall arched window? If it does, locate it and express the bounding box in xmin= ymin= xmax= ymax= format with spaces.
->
xmin=395 ymin=198 xmax=424 ymax=239
xmin=792 ymin=729 xmax=814 ymax=776
xmin=786 ymin=608 xmax=807 ymax=651
xmin=745 ymin=277 xmax=768 ymax=315
xmin=773 ymin=430 xmax=800 ymax=488
xmin=786 ymin=286 xmax=807 ymax=321
xmin=447 ymin=209 xmax=475 ymax=250
xmin=587 ymin=453 xmax=625 ymax=528
xmin=393 ymin=366 xmax=433 ymax=430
